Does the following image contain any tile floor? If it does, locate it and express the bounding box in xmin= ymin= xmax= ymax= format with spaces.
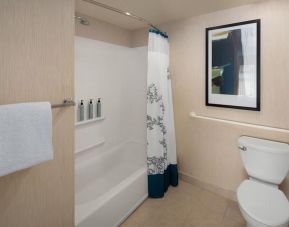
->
xmin=121 ymin=180 xmax=245 ymax=227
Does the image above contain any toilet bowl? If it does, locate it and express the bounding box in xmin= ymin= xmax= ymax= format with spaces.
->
xmin=237 ymin=136 xmax=289 ymax=227
xmin=237 ymin=180 xmax=289 ymax=227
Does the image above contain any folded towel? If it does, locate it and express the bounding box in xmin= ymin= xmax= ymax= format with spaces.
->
xmin=0 ymin=102 xmax=53 ymax=177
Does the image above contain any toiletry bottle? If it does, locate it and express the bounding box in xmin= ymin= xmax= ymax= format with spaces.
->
xmin=96 ymin=98 xmax=101 ymax=118
xmin=88 ymin=99 xmax=94 ymax=119
xmin=79 ymin=100 xmax=85 ymax=121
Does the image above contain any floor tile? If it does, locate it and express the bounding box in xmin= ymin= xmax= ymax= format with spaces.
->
xmin=221 ymin=201 xmax=245 ymax=227
xmin=121 ymin=180 xmax=245 ymax=227
xmin=183 ymin=199 xmax=224 ymax=227
xmin=199 ymin=189 xmax=228 ymax=216
xmin=120 ymin=218 xmax=141 ymax=227
xmin=221 ymin=219 xmax=245 ymax=227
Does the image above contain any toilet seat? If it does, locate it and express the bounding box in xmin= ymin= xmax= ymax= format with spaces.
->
xmin=237 ymin=180 xmax=289 ymax=226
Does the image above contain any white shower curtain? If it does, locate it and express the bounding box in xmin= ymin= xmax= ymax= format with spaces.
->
xmin=147 ymin=29 xmax=178 ymax=198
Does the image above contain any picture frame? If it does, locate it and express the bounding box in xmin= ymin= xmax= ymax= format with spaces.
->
xmin=206 ymin=19 xmax=260 ymax=111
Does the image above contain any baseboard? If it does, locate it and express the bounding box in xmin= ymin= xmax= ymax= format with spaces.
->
xmin=179 ymin=171 xmax=237 ymax=201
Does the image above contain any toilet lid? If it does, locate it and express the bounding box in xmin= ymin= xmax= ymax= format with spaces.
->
xmin=237 ymin=180 xmax=289 ymax=226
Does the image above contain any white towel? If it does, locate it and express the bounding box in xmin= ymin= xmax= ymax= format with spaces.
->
xmin=0 ymin=102 xmax=53 ymax=177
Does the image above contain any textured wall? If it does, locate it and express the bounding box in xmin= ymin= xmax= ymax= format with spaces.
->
xmin=75 ymin=13 xmax=132 ymax=47
xmin=164 ymin=0 xmax=289 ymax=197
xmin=132 ymin=0 xmax=289 ymax=198
xmin=0 ymin=0 xmax=75 ymax=226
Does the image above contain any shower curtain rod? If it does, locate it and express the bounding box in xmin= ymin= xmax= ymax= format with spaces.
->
xmin=82 ymin=0 xmax=164 ymax=33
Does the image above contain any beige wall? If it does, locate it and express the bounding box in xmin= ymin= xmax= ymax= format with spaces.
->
xmin=0 ymin=1 xmax=75 ymax=227
xmin=131 ymin=28 xmax=148 ymax=48
xmin=133 ymin=0 xmax=289 ymax=198
xmin=75 ymin=13 xmax=132 ymax=47
xmin=167 ymin=0 xmax=289 ymax=198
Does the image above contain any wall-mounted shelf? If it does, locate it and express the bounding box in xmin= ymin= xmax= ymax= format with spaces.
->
xmin=75 ymin=138 xmax=105 ymax=154
xmin=75 ymin=117 xmax=105 ymax=127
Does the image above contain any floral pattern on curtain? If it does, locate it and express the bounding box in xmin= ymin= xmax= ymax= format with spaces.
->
xmin=147 ymin=29 xmax=178 ymax=198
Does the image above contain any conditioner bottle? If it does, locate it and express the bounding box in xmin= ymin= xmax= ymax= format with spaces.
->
xmin=88 ymin=99 xmax=94 ymax=119
xmin=79 ymin=100 xmax=85 ymax=121
xmin=96 ymin=98 xmax=101 ymax=118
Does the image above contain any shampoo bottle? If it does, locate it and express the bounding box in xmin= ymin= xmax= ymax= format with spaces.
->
xmin=88 ymin=99 xmax=94 ymax=119
xmin=96 ymin=98 xmax=101 ymax=118
xmin=79 ymin=100 xmax=85 ymax=121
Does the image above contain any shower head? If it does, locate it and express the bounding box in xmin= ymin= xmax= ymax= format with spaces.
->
xmin=75 ymin=16 xmax=89 ymax=25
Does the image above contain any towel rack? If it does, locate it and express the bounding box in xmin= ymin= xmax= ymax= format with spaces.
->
xmin=51 ymin=98 xmax=76 ymax=109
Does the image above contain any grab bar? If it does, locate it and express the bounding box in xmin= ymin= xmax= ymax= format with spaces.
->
xmin=189 ymin=112 xmax=289 ymax=134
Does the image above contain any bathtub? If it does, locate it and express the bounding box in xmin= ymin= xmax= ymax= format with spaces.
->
xmin=75 ymin=141 xmax=148 ymax=227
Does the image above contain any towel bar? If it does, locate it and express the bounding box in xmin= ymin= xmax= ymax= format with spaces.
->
xmin=51 ymin=98 xmax=75 ymax=109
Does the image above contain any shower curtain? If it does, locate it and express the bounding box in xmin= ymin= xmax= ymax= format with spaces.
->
xmin=147 ymin=29 xmax=178 ymax=198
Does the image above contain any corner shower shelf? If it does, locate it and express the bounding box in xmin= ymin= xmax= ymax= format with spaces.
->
xmin=75 ymin=138 xmax=105 ymax=154
xmin=75 ymin=117 xmax=105 ymax=127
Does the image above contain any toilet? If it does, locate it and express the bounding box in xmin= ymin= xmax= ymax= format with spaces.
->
xmin=237 ymin=136 xmax=289 ymax=227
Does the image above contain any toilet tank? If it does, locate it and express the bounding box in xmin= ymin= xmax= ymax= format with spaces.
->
xmin=238 ymin=136 xmax=289 ymax=185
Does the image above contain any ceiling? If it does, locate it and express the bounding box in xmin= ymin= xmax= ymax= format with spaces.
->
xmin=76 ymin=0 xmax=266 ymax=30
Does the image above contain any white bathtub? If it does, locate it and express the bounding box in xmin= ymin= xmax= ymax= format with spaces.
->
xmin=75 ymin=141 xmax=148 ymax=227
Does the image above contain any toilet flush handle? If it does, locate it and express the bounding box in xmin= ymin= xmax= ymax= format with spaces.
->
xmin=238 ymin=145 xmax=247 ymax=151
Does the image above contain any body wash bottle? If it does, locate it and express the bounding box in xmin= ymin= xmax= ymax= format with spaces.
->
xmin=96 ymin=98 xmax=101 ymax=118
xmin=79 ymin=100 xmax=84 ymax=121
xmin=88 ymin=99 xmax=94 ymax=119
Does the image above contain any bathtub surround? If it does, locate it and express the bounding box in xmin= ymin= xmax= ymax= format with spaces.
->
xmin=75 ymin=36 xmax=148 ymax=226
xmin=0 ymin=102 xmax=53 ymax=177
xmin=75 ymin=141 xmax=147 ymax=227
xmin=75 ymin=36 xmax=147 ymax=153
xmin=0 ymin=0 xmax=74 ymax=226
xmin=147 ymin=30 xmax=178 ymax=198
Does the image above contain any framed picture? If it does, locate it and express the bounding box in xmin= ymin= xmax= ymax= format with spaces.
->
xmin=206 ymin=19 xmax=260 ymax=111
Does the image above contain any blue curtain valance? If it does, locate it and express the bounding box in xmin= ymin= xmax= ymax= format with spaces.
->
xmin=149 ymin=28 xmax=168 ymax=39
